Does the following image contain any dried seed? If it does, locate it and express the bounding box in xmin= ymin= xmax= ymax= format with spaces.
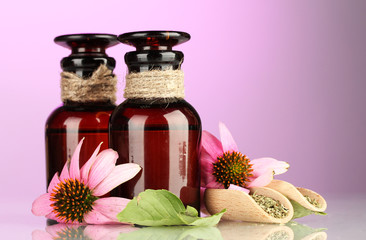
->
xmin=304 ymin=195 xmax=321 ymax=208
xmin=251 ymin=193 xmax=289 ymax=219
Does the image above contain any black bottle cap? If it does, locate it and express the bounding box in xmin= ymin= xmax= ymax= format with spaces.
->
xmin=55 ymin=34 xmax=119 ymax=77
xmin=118 ymin=31 xmax=190 ymax=50
xmin=118 ymin=31 xmax=190 ymax=72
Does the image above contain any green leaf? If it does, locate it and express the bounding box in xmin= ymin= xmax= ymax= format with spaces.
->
xmin=117 ymin=226 xmax=223 ymax=240
xmin=117 ymin=189 xmax=226 ymax=227
xmin=315 ymin=211 xmax=327 ymax=216
xmin=183 ymin=210 xmax=225 ymax=227
xmin=290 ymin=200 xmax=327 ymax=219
xmin=184 ymin=205 xmax=199 ymax=217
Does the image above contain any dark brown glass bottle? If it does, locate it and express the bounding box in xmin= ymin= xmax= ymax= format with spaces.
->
xmin=45 ymin=34 xmax=119 ymax=186
xmin=109 ymin=31 xmax=201 ymax=210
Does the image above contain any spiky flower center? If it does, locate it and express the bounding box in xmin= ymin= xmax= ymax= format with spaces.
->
xmin=50 ymin=179 xmax=97 ymax=223
xmin=212 ymin=151 xmax=253 ymax=188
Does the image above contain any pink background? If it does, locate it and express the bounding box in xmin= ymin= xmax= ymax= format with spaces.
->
xmin=1 ymin=0 xmax=365 ymax=210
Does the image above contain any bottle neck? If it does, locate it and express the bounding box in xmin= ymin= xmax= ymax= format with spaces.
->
xmin=125 ymin=50 xmax=183 ymax=73
xmin=63 ymin=99 xmax=115 ymax=107
xmin=123 ymin=62 xmax=185 ymax=100
xmin=61 ymin=64 xmax=117 ymax=105
xmin=61 ymin=54 xmax=116 ymax=78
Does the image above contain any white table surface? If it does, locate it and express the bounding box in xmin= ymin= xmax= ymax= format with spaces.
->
xmin=1 ymin=193 xmax=365 ymax=239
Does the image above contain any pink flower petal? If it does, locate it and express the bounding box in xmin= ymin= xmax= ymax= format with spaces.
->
xmin=84 ymin=209 xmax=117 ymax=224
xmin=31 ymin=193 xmax=53 ymax=216
xmin=200 ymin=147 xmax=217 ymax=169
xmin=32 ymin=230 xmax=52 ymax=240
xmin=69 ymin=138 xmax=84 ymax=180
xmin=92 ymin=197 xmax=130 ymax=222
xmin=219 ymin=122 xmax=239 ymax=153
xmin=87 ymin=149 xmax=119 ymax=190
xmin=201 ymin=130 xmax=223 ymax=159
xmin=59 ymin=160 xmax=70 ymax=182
xmin=81 ymin=142 xmax=102 ymax=184
xmin=200 ymin=148 xmax=217 ymax=187
xmin=92 ymin=163 xmax=141 ymax=196
xmin=247 ymin=168 xmax=274 ymax=188
xmin=48 ymin=173 xmax=60 ymax=193
xmin=251 ymin=157 xmax=289 ymax=176
xmin=228 ymin=184 xmax=250 ymax=194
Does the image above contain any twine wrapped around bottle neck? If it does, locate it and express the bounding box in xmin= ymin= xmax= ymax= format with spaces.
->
xmin=60 ymin=64 xmax=117 ymax=103
xmin=124 ymin=68 xmax=185 ymax=99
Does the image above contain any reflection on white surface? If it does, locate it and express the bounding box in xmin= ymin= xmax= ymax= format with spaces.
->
xmin=218 ymin=221 xmax=294 ymax=240
xmin=218 ymin=220 xmax=327 ymax=240
xmin=32 ymin=224 xmax=136 ymax=240
xmin=32 ymin=224 xmax=222 ymax=240
xmin=31 ymin=221 xmax=326 ymax=240
xmin=287 ymin=222 xmax=327 ymax=240
xmin=119 ymin=226 xmax=223 ymax=239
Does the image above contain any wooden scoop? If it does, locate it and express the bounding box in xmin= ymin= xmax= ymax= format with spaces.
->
xmin=204 ymin=187 xmax=294 ymax=224
xmin=266 ymin=180 xmax=327 ymax=212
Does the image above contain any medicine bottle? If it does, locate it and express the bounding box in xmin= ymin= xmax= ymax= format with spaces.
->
xmin=46 ymin=34 xmax=118 ymax=187
xmin=109 ymin=31 xmax=201 ymax=210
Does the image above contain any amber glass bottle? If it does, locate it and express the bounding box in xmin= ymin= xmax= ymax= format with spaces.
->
xmin=109 ymin=31 xmax=201 ymax=210
xmin=45 ymin=34 xmax=119 ymax=186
